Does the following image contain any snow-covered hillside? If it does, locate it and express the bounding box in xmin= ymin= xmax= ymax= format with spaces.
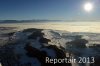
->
xmin=0 ymin=28 xmax=100 ymax=66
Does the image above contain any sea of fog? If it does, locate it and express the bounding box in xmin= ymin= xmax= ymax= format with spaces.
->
xmin=0 ymin=22 xmax=100 ymax=33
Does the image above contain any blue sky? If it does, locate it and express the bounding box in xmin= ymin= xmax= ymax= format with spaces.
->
xmin=0 ymin=0 xmax=100 ymax=20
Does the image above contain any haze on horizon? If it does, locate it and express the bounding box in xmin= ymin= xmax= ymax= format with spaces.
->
xmin=0 ymin=0 xmax=100 ymax=21
xmin=0 ymin=0 xmax=100 ymax=33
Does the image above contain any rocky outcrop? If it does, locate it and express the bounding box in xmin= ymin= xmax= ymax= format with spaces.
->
xmin=24 ymin=44 xmax=71 ymax=66
xmin=0 ymin=28 xmax=100 ymax=66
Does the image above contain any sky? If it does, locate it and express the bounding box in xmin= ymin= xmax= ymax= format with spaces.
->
xmin=0 ymin=0 xmax=100 ymax=21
